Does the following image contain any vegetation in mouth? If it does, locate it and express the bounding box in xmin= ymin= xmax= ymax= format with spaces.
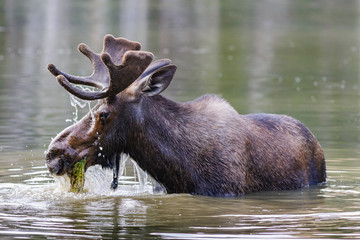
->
xmin=69 ymin=158 xmax=87 ymax=193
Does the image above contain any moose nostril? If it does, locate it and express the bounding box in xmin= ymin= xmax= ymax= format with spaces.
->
xmin=47 ymin=158 xmax=64 ymax=175
xmin=46 ymin=149 xmax=58 ymax=161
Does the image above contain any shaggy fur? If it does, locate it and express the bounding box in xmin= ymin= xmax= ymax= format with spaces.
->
xmin=123 ymin=94 xmax=326 ymax=196
xmin=46 ymin=92 xmax=326 ymax=196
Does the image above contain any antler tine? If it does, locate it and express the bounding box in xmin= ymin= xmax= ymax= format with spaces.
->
xmin=56 ymin=50 xmax=154 ymax=100
xmin=57 ymin=75 xmax=108 ymax=100
xmin=48 ymin=34 xmax=142 ymax=90
xmin=48 ymin=43 xmax=107 ymax=89
xmin=103 ymin=34 xmax=141 ymax=65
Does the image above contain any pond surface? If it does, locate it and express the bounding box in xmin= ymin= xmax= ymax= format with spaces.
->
xmin=1 ymin=0 xmax=360 ymax=239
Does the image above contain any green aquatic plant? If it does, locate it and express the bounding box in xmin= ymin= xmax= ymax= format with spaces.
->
xmin=69 ymin=158 xmax=86 ymax=193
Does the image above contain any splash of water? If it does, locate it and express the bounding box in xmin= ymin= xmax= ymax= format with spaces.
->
xmin=53 ymin=174 xmax=71 ymax=193
xmin=67 ymin=86 xmax=95 ymax=124
xmin=52 ymin=154 xmax=164 ymax=196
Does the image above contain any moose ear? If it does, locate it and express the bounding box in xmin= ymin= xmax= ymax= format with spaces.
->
xmin=140 ymin=65 xmax=177 ymax=96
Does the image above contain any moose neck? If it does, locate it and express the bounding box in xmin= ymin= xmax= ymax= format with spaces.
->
xmin=125 ymin=95 xmax=197 ymax=194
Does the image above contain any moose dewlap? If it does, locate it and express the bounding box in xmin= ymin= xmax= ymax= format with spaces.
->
xmin=45 ymin=34 xmax=326 ymax=196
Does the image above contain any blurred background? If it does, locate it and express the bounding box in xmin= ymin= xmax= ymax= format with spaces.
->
xmin=1 ymin=0 xmax=360 ymax=158
xmin=0 ymin=1 xmax=360 ymax=239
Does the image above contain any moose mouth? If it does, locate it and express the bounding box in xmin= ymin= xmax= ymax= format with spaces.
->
xmin=46 ymin=156 xmax=88 ymax=193
xmin=45 ymin=150 xmax=87 ymax=173
xmin=45 ymin=147 xmax=91 ymax=192
xmin=46 ymin=151 xmax=122 ymax=192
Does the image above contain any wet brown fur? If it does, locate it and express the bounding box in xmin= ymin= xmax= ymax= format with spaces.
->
xmin=123 ymin=94 xmax=326 ymax=196
xmin=47 ymin=91 xmax=326 ymax=196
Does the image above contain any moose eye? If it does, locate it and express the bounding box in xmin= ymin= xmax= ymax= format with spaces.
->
xmin=99 ymin=112 xmax=110 ymax=124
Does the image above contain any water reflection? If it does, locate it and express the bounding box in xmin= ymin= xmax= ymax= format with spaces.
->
xmin=1 ymin=0 xmax=360 ymax=239
xmin=2 ymin=0 xmax=360 ymax=153
xmin=0 ymin=159 xmax=359 ymax=239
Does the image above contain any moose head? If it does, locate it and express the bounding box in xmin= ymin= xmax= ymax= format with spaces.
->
xmin=46 ymin=35 xmax=176 ymax=189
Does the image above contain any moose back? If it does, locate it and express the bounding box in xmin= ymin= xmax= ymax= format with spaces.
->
xmin=45 ymin=35 xmax=326 ymax=196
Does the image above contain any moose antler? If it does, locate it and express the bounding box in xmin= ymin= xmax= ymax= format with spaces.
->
xmin=47 ymin=34 xmax=154 ymax=100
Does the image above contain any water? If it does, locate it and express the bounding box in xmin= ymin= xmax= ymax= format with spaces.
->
xmin=1 ymin=0 xmax=360 ymax=239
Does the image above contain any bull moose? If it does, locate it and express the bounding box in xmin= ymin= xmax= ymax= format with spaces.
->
xmin=46 ymin=34 xmax=326 ymax=196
